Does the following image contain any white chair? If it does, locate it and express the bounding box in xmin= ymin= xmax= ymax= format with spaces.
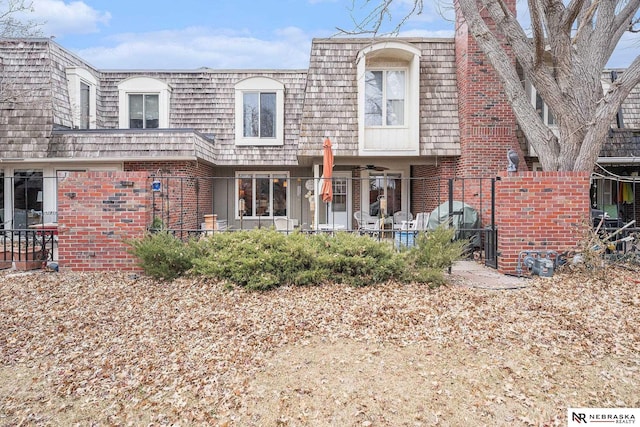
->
xmin=410 ymin=212 xmax=430 ymax=231
xmin=392 ymin=211 xmax=413 ymax=230
xmin=354 ymin=211 xmax=379 ymax=233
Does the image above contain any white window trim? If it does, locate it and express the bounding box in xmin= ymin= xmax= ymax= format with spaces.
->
xmin=66 ymin=67 xmax=97 ymax=129
xmin=364 ymin=67 xmax=408 ymax=129
xmin=234 ymin=77 xmax=285 ymax=146
xmin=118 ymin=77 xmax=171 ymax=129
xmin=525 ymin=80 xmax=558 ymax=157
xmin=357 ymin=41 xmax=420 ymax=156
xmin=525 ymin=80 xmax=557 ymax=128
xmin=235 ymin=171 xmax=289 ymax=219
xmin=360 ymin=169 xmax=409 ymax=216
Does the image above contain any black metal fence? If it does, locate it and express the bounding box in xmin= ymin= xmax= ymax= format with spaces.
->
xmin=149 ymin=176 xmax=499 ymax=268
xmin=1 ymin=229 xmax=58 ymax=270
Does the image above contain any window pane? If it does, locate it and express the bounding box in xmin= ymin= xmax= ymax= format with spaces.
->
xmin=260 ymin=93 xmax=276 ymax=138
xmin=547 ymin=108 xmax=555 ymax=126
xmin=386 ymin=71 xmax=405 ymax=99
xmin=365 ymin=71 xmax=383 ymax=126
xmin=368 ymin=174 xmax=384 ymax=216
xmin=129 ymin=94 xmax=143 ymax=128
xmin=386 ymin=71 xmax=405 ymax=125
xmin=332 ymin=178 xmax=347 ymax=212
xmin=145 ymin=94 xmax=159 ymax=128
xmin=238 ymin=176 xmax=253 ymax=216
xmin=243 ymin=93 xmax=259 ymax=137
xmin=535 ymin=93 xmax=544 ymax=122
xmin=386 ymin=174 xmax=402 ymax=214
xmin=387 ymin=100 xmax=404 ymax=126
xmin=80 ymin=82 xmax=90 ymax=129
xmin=13 ymin=169 xmax=43 ymax=228
xmin=273 ymin=175 xmax=287 ymax=216
xmin=256 ymin=175 xmax=270 ymax=216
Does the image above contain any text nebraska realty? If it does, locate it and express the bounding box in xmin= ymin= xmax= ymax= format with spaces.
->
xmin=573 ymin=412 xmax=636 ymax=424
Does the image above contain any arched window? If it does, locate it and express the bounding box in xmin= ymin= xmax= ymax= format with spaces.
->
xmin=234 ymin=77 xmax=285 ymax=146
xmin=66 ymin=67 xmax=97 ymax=129
xmin=118 ymin=77 xmax=171 ymax=129
xmin=357 ymin=41 xmax=421 ymax=155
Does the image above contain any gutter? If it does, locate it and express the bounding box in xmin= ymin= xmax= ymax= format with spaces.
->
xmin=597 ymin=157 xmax=640 ymax=164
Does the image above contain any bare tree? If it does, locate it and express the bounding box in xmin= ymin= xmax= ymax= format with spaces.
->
xmin=1 ymin=0 xmax=43 ymax=105
xmin=347 ymin=0 xmax=640 ymax=171
xmin=1 ymin=0 xmax=42 ymax=37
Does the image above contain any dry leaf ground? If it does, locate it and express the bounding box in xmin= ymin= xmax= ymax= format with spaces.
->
xmin=0 ymin=265 xmax=639 ymax=426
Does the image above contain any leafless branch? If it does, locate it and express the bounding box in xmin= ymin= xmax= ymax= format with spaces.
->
xmin=337 ymin=0 xmax=424 ymax=36
xmin=0 ymin=0 xmax=42 ymax=38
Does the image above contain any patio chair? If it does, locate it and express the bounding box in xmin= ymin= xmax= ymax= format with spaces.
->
xmin=411 ymin=212 xmax=430 ymax=231
xmin=392 ymin=211 xmax=413 ymax=229
xmin=354 ymin=211 xmax=378 ymax=233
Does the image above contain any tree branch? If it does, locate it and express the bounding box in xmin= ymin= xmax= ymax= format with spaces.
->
xmin=562 ymin=0 xmax=587 ymax=32
xmin=528 ymin=0 xmax=547 ymax=66
xmin=458 ymin=0 xmax=561 ymax=169
xmin=338 ymin=0 xmax=424 ymax=35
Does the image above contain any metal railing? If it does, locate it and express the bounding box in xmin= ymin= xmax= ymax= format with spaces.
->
xmin=0 ymin=228 xmax=58 ymax=270
xmin=149 ymin=175 xmax=499 ymax=267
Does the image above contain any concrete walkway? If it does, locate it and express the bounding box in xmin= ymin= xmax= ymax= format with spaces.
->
xmin=449 ymin=260 xmax=531 ymax=290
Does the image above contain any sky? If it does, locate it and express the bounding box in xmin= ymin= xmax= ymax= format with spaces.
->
xmin=16 ymin=0 xmax=639 ymax=70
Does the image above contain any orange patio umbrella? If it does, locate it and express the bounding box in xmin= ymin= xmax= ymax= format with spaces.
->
xmin=320 ymin=137 xmax=334 ymax=203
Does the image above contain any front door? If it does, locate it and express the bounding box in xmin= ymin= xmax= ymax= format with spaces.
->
xmin=326 ymin=172 xmax=351 ymax=229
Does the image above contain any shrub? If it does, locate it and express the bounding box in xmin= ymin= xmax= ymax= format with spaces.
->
xmin=191 ymin=229 xmax=408 ymax=289
xmin=314 ymin=232 xmax=407 ymax=286
xmin=126 ymin=231 xmax=199 ymax=281
xmin=405 ymin=225 xmax=468 ymax=283
xmin=192 ymin=229 xmax=321 ymax=290
xmin=128 ymin=226 xmax=466 ymax=289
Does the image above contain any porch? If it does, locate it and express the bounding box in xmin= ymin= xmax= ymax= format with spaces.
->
xmin=147 ymin=175 xmax=499 ymax=268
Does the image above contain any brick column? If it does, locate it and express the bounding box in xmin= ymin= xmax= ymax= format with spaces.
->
xmin=57 ymin=171 xmax=150 ymax=272
xmin=495 ymin=172 xmax=591 ymax=274
xmin=454 ymin=0 xmax=525 ymax=178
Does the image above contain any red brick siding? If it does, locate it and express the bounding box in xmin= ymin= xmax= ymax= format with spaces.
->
xmin=124 ymin=161 xmax=214 ymax=230
xmin=495 ymin=172 xmax=591 ymax=274
xmin=57 ymin=171 xmax=149 ymax=272
xmin=454 ymin=0 xmax=525 ymax=178
xmin=411 ymin=160 xmax=457 ymax=214
xmin=412 ymin=162 xmax=496 ymax=227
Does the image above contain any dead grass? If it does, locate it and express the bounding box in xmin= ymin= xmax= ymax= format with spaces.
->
xmin=0 ymin=266 xmax=638 ymax=426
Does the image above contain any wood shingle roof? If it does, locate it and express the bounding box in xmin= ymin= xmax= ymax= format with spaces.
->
xmin=298 ymin=38 xmax=460 ymax=158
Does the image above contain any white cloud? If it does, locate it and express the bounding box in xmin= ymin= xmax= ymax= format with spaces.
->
xmin=75 ymin=26 xmax=313 ymax=70
xmin=31 ymin=0 xmax=110 ymax=36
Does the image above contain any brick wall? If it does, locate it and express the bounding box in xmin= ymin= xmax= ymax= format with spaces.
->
xmin=412 ymin=160 xmax=457 ymax=214
xmin=412 ymin=162 xmax=497 ymax=227
xmin=124 ymin=160 xmax=214 ymax=230
xmin=495 ymin=172 xmax=591 ymax=274
xmin=57 ymin=171 xmax=149 ymax=272
xmin=454 ymin=0 xmax=525 ymax=178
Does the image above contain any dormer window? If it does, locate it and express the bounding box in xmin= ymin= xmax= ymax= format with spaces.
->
xmin=243 ymin=92 xmax=276 ymax=138
xmin=234 ymin=77 xmax=284 ymax=146
xmin=357 ymin=41 xmax=420 ymax=156
xmin=128 ymin=94 xmax=159 ymax=128
xmin=66 ymin=67 xmax=97 ymax=129
xmin=365 ymin=69 xmax=406 ymax=126
xmin=118 ymin=77 xmax=171 ymax=129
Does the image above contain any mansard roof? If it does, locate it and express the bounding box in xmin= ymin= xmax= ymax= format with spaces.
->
xmin=298 ymin=37 xmax=460 ymax=158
